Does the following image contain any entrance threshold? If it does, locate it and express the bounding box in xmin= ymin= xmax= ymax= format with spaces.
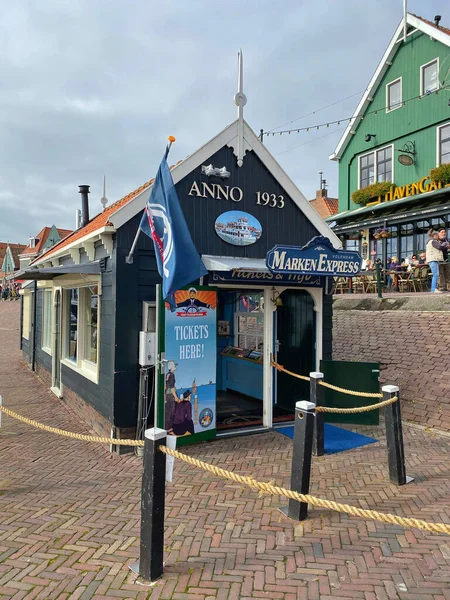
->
xmin=216 ymin=425 xmax=270 ymax=439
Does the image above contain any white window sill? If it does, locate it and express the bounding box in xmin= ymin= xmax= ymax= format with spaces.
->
xmin=60 ymin=357 xmax=99 ymax=384
xmin=42 ymin=346 xmax=52 ymax=356
xmin=386 ymin=104 xmax=401 ymax=113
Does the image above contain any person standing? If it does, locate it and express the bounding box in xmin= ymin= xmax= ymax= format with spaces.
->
xmin=437 ymin=228 xmax=450 ymax=291
xmin=426 ymin=230 xmax=446 ymax=293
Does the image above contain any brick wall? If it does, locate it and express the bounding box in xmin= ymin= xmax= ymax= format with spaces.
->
xmin=333 ymin=310 xmax=450 ymax=431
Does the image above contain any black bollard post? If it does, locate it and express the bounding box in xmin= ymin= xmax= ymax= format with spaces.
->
xmin=280 ymin=401 xmax=315 ymax=521
xmin=383 ymin=385 xmax=412 ymax=486
xmin=376 ymin=262 xmax=383 ymax=299
xmin=130 ymin=427 xmax=167 ymax=581
xmin=311 ymin=372 xmax=324 ymax=457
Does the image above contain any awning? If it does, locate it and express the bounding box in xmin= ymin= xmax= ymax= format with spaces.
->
xmin=12 ymin=260 xmax=104 ymax=281
xmin=202 ymin=255 xmax=268 ymax=272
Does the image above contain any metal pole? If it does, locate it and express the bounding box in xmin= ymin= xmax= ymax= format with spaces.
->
xmin=125 ymin=227 xmax=141 ymax=264
xmin=376 ymin=262 xmax=383 ymax=299
xmin=130 ymin=427 xmax=167 ymax=581
xmin=311 ymin=372 xmax=324 ymax=457
xmin=280 ymin=401 xmax=315 ymax=521
xmin=383 ymin=385 xmax=412 ymax=486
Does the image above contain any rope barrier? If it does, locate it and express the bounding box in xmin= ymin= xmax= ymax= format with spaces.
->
xmin=159 ymin=445 xmax=450 ymax=536
xmin=271 ymin=361 xmax=383 ymax=398
xmin=0 ymin=405 xmax=144 ymax=447
xmin=271 ymin=361 xmax=310 ymax=382
xmin=318 ymin=380 xmax=383 ymax=398
xmin=315 ymin=396 xmax=398 ymax=414
xmin=2 ymin=402 xmax=449 ymax=536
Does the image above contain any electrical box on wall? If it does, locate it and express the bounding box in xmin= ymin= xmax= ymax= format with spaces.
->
xmin=139 ymin=331 xmax=156 ymax=366
xmin=142 ymin=301 xmax=156 ymax=333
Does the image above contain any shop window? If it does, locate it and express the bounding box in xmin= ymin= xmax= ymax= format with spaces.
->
xmin=62 ymin=285 xmax=100 ymax=382
xmin=359 ymin=145 xmax=393 ymax=188
xmin=400 ymin=224 xmax=414 ymax=259
xmin=42 ymin=289 xmax=52 ymax=353
xmin=22 ymin=293 xmax=31 ymax=340
xmin=421 ymin=59 xmax=438 ymax=95
xmin=345 ymin=239 xmax=360 ymax=252
xmin=438 ymin=123 xmax=450 ymax=165
xmin=386 ymin=78 xmax=402 ymax=112
xmin=235 ymin=293 xmax=263 ymax=351
xmin=415 ymin=220 xmax=430 ymax=254
xmin=386 ymin=226 xmax=398 ymax=259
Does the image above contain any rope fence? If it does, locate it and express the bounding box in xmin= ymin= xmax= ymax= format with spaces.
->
xmin=315 ymin=396 xmax=398 ymax=414
xmin=271 ymin=361 xmax=384 ymax=398
xmin=159 ymin=445 xmax=450 ymax=536
xmin=0 ymin=405 xmax=144 ymax=447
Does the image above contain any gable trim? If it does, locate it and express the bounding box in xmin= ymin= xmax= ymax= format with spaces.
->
xmin=109 ymin=120 xmax=341 ymax=248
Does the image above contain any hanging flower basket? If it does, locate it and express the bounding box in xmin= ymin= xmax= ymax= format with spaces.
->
xmin=374 ymin=228 xmax=390 ymax=239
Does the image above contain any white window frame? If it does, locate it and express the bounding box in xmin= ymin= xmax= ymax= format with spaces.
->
xmin=60 ymin=278 xmax=101 ymax=384
xmin=437 ymin=121 xmax=450 ymax=166
xmin=41 ymin=288 xmax=53 ymax=355
xmin=420 ymin=58 xmax=439 ymax=96
xmin=386 ymin=77 xmax=402 ymax=113
xmin=357 ymin=144 xmax=394 ymax=189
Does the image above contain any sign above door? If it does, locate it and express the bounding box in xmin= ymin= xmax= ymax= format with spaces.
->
xmin=266 ymin=236 xmax=362 ymax=277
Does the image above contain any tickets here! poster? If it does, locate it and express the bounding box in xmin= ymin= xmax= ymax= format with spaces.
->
xmin=164 ymin=288 xmax=217 ymax=438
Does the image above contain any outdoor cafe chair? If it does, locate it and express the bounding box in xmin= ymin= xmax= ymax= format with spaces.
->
xmin=334 ymin=276 xmax=351 ymax=294
xmin=397 ymin=270 xmax=413 ymax=292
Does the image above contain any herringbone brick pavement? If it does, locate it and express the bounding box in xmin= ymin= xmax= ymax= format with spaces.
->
xmin=1 ymin=302 xmax=450 ymax=599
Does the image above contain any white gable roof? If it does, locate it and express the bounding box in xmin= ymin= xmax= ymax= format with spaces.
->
xmin=330 ymin=13 xmax=450 ymax=161
xmin=110 ymin=119 xmax=342 ymax=248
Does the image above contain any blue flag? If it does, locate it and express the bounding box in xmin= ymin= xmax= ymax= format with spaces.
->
xmin=139 ymin=152 xmax=208 ymax=301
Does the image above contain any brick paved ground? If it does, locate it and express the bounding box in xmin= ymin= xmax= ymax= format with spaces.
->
xmin=1 ymin=302 xmax=450 ymax=599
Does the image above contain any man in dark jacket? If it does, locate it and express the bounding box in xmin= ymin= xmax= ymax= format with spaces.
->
xmin=438 ymin=228 xmax=450 ymax=291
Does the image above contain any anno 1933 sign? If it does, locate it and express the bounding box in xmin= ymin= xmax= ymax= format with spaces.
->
xmin=266 ymin=236 xmax=362 ymax=277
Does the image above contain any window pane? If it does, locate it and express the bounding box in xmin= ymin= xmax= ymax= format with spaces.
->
xmin=360 ymin=153 xmax=374 ymax=187
xmin=67 ymin=289 xmax=78 ymax=362
xmin=423 ymin=61 xmax=438 ymax=93
xmin=377 ymin=147 xmax=392 ymax=182
xmin=388 ymin=80 xmax=401 ymax=110
xmin=84 ymin=287 xmax=98 ymax=364
xmin=440 ymin=125 xmax=450 ymax=164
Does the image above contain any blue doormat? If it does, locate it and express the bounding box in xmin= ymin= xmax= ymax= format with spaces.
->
xmin=277 ymin=423 xmax=377 ymax=454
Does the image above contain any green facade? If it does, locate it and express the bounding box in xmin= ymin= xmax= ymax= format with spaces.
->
xmin=338 ymin=28 xmax=450 ymax=213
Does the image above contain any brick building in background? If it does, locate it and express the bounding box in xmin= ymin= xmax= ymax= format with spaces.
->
xmin=0 ymin=243 xmax=26 ymax=279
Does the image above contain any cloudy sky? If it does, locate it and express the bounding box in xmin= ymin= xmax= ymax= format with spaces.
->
xmin=1 ymin=0 xmax=448 ymax=243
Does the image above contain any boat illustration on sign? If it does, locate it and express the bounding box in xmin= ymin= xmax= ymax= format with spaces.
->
xmin=215 ymin=211 xmax=262 ymax=246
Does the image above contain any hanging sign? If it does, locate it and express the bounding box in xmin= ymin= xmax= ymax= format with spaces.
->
xmin=215 ymin=211 xmax=262 ymax=246
xmin=266 ymin=236 xmax=362 ymax=277
xmin=164 ymin=287 xmax=217 ymax=441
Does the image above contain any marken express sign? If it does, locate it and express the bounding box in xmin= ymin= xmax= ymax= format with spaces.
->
xmin=266 ymin=236 xmax=362 ymax=276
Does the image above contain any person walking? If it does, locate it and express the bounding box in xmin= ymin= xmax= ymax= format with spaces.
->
xmin=437 ymin=228 xmax=450 ymax=291
xmin=426 ymin=230 xmax=446 ymax=293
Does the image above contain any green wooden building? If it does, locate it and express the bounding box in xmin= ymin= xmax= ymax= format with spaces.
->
xmin=329 ymin=13 xmax=450 ymax=265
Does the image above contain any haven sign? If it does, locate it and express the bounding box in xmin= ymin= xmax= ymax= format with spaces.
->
xmin=266 ymin=236 xmax=362 ymax=277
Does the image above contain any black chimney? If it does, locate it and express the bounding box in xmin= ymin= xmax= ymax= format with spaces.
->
xmin=78 ymin=185 xmax=90 ymax=228
xmin=435 ymin=15 xmax=441 ymax=27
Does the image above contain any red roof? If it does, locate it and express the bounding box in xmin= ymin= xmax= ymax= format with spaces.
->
xmin=21 ymin=226 xmax=73 ymax=256
xmin=412 ymin=14 xmax=450 ymax=37
xmin=309 ymin=197 xmax=339 ymax=219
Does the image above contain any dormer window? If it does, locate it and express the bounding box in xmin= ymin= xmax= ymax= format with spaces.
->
xmin=386 ymin=78 xmax=402 ymax=112
xmin=421 ymin=59 xmax=439 ymax=95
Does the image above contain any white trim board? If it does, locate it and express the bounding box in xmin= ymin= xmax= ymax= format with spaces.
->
xmin=330 ymin=13 xmax=450 ymax=162
xmin=109 ymin=119 xmax=342 ymax=249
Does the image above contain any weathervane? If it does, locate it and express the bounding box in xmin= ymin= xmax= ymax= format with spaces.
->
xmin=234 ymin=49 xmax=247 ymax=167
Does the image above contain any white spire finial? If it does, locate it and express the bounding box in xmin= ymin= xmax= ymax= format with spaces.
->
xmin=234 ymin=49 xmax=247 ymax=167
xmin=100 ymin=175 xmax=108 ymax=210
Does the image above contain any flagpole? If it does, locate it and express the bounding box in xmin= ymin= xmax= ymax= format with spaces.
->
xmin=125 ymin=136 xmax=176 ymax=264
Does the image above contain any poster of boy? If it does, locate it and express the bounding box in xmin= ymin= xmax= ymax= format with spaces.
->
xmin=164 ymin=288 xmax=217 ymax=437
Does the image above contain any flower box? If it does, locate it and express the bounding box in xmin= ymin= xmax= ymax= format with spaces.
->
xmin=351 ymin=181 xmax=394 ymax=206
xmin=430 ymin=163 xmax=450 ymax=186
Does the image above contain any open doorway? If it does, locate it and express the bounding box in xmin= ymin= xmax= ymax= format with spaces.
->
xmin=216 ymin=289 xmax=265 ymax=431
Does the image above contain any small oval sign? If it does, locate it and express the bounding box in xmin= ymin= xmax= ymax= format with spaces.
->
xmin=215 ymin=211 xmax=262 ymax=246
